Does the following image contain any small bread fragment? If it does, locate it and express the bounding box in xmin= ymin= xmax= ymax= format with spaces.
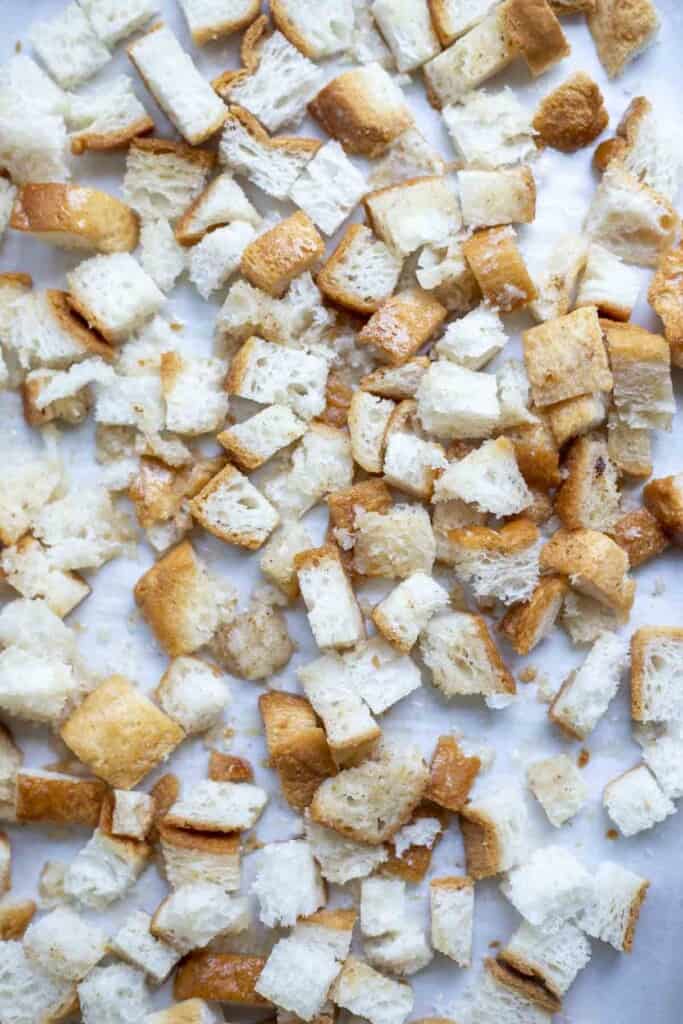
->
xmin=499 ymin=921 xmax=591 ymax=1000
xmin=468 ymin=958 xmax=558 ymax=1020
xmin=29 ymin=2 xmax=110 ymax=89
xmin=218 ymin=406 xmax=306 ymax=473
xmin=420 ymin=611 xmax=515 ymax=701
xmin=528 ymin=234 xmax=587 ymax=323
xmin=533 ymin=71 xmax=607 ymax=152
xmin=593 ymin=96 xmax=680 ymax=203
xmin=77 ymin=0 xmax=157 ymax=46
xmin=504 ymin=0 xmax=571 ymax=77
xmin=423 ymin=6 xmax=516 ymax=108
xmin=211 ymin=598 xmax=294 ymax=681
xmin=347 ymin=391 xmax=395 ymax=475
xmin=363 ymin=177 xmax=461 ymax=257
xmin=66 ymin=73 xmax=154 ymax=155
xmin=331 ymin=957 xmax=413 ymax=1024
xmin=174 ymin=952 xmax=269 ymax=1005
xmin=299 ymin=659 xmax=380 ymax=766
xmin=603 ymin=764 xmax=674 ymax=836
xmin=123 ymin=137 xmax=215 ymax=222
xmin=128 ymin=25 xmax=227 ymax=144
xmin=580 ymin=861 xmax=649 ymax=952
xmin=1 ymin=535 xmax=90 ymax=618
xmin=10 ymin=184 xmax=139 ymax=254
xmin=64 ymin=827 xmax=151 ymax=909
xmin=15 ymin=770 xmax=106 ymax=828
xmin=380 ymin=805 xmax=444 ymax=882
xmin=164 ymin=779 xmax=267 ymax=832
xmin=372 ymin=573 xmax=449 ymax=653
xmin=499 ymin=576 xmax=567 ymax=655
xmin=175 ymin=173 xmax=259 ymax=248
xmin=111 ymin=790 xmax=155 ymax=841
xmin=178 ymin=0 xmax=260 ymax=44
xmin=430 ymin=876 xmax=474 ymax=966
xmin=607 ymin=408 xmax=652 ymax=479
xmin=587 ymin=0 xmax=660 ymax=78
xmin=251 ymin=840 xmax=325 ymax=927
xmin=0 ymin=942 xmax=78 ymax=1024
xmin=309 ymin=63 xmax=413 ymax=158
xmin=240 ymin=212 xmax=324 ymax=297
xmin=260 ymin=521 xmax=314 ymax=601
xmin=270 ymin=0 xmax=353 ymax=58
xmin=382 ymin=420 xmax=448 ymax=499
xmin=541 ymin=527 xmax=635 ymax=613
xmin=527 ymin=755 xmax=588 ymax=827
xmin=459 ymin=166 xmax=536 ymax=228
xmin=434 ymin=439 xmax=531 ymax=517
xmin=584 ymin=164 xmax=677 ymax=267
xmin=156 ymin=657 xmax=230 ymax=736
xmin=159 ymin=825 xmax=241 ymax=892
xmin=523 ymin=306 xmax=612 ymax=409
xmin=317 ymin=225 xmax=403 ymax=315
xmin=266 ymin=423 xmax=353 ymax=520
xmin=462 ymin=225 xmax=537 ymax=311
xmin=435 ymin=303 xmax=507 ymax=370
xmin=190 ymin=464 xmax=279 ymax=551
xmin=460 ymin=784 xmax=530 ymax=879
xmin=259 ymin=690 xmax=336 ymax=811
xmin=358 ymin=289 xmax=447 ymax=367
xmin=354 ymin=505 xmax=436 ymax=578
xmin=447 ymin=518 xmax=541 ymax=605
xmin=295 ymin=545 xmax=365 ymax=652
xmin=648 ymin=243 xmax=683 ymax=365
xmin=609 ymin=508 xmax=669 ymax=568
xmin=443 ymin=86 xmax=535 ymax=169
xmin=209 ymin=754 xmax=253 ymax=784
xmin=603 ymin=321 xmax=674 ymax=432
xmin=555 ymin=433 xmax=620 ymax=532
xmin=549 ymin=631 xmax=629 ymax=739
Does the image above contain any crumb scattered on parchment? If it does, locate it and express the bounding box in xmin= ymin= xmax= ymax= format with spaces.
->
xmin=606 ymin=828 xmax=619 ymax=841
xmin=578 ymin=748 xmax=590 ymax=767
xmin=535 ymin=672 xmax=556 ymax=703
xmin=489 ymin=940 xmax=501 ymax=949
xmin=652 ymin=577 xmax=666 ymax=596
xmin=519 ymin=665 xmax=538 ymax=683
xmin=15 ymin=40 xmax=21 ymax=52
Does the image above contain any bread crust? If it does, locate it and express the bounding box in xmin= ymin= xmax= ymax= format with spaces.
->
xmin=459 ymin=806 xmax=502 ymax=879
xmin=533 ymin=72 xmax=608 ymax=152
xmin=593 ymin=95 xmax=650 ymax=172
xmin=504 ymin=0 xmax=571 ymax=76
xmin=309 ymin=67 xmax=413 ymax=157
xmin=644 ymin=475 xmax=683 ymax=541
xmin=45 ymin=290 xmax=114 ymax=362
xmin=0 ymin=900 xmax=36 ymax=941
xmin=174 ymin=953 xmax=270 ymax=1004
xmin=16 ymin=771 xmax=107 ymax=828
xmin=486 ymin=957 xmax=561 ymax=1014
xmin=209 ymin=753 xmax=254 ymax=783
xmin=427 ymin=736 xmax=480 ymax=812
xmin=523 ymin=307 xmax=612 ymax=408
xmin=129 ymin=136 xmax=217 ymax=172
xmin=631 ymin=626 xmax=683 ymax=721
xmin=358 ymin=289 xmax=447 ymax=367
xmin=462 ymin=227 xmax=537 ymax=312
xmin=499 ymin=576 xmax=568 ymax=655
xmin=648 ymin=242 xmax=683 ymax=365
xmin=587 ymin=0 xmax=660 ymax=78
xmin=259 ymin=690 xmax=336 ymax=810
xmin=240 ymin=212 xmax=324 ymax=297
xmin=382 ymin=804 xmax=449 ymax=882
xmin=11 ymin=184 xmax=139 ymax=253
xmin=507 ymin=415 xmax=562 ymax=491
xmin=134 ymin=541 xmax=215 ymax=656
xmin=71 ymin=115 xmax=155 ymax=155
xmin=609 ymin=508 xmax=669 ymax=568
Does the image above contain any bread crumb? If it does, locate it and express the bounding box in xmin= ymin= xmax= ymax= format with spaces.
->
xmin=535 ymin=672 xmax=556 ymax=703
xmin=518 ymin=666 xmax=537 ymax=683
xmin=577 ymin=748 xmax=590 ymax=768
xmin=606 ymin=828 xmax=619 ymax=841
xmin=652 ymin=578 xmax=666 ymax=596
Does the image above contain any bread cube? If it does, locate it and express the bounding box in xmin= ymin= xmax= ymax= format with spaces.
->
xmin=110 ymin=910 xmax=180 ymax=986
xmin=295 ymin=544 xmax=365 ymax=651
xmin=290 ymin=141 xmax=366 ymax=236
xmin=532 ymin=71 xmax=607 ymax=152
xmin=648 ymin=242 xmax=683 ymax=366
xmin=594 ymin=95 xmax=680 ymax=202
xmin=459 ymin=167 xmax=536 ymax=227
xmin=0 ymin=942 xmax=77 ymax=1023
xmin=299 ymin=658 xmax=380 ymax=764
xmin=360 ymin=877 xmax=406 ymax=938
xmin=383 ymin=426 xmax=447 ymax=500
xmin=211 ymin=599 xmax=294 ymax=681
xmin=371 ymin=0 xmax=440 ymax=71
xmin=354 ymin=505 xmax=436 ymax=578
xmin=174 ymin=951 xmax=268 ymax=1005
xmin=8 ymin=288 xmax=113 ymax=373
xmin=348 ymin=391 xmax=395 ymax=473
xmin=0 ymin=646 xmax=81 ymax=727
xmin=364 ymin=921 xmax=433 ymax=977
xmin=434 ymin=439 xmax=531 ymax=518
xmin=644 ymin=474 xmax=683 ymax=542
xmin=110 ymin=790 xmax=154 ymax=841
xmin=1 ymin=536 xmax=90 ymax=618
xmin=603 ymin=321 xmax=674 ymax=432
xmin=164 ymin=778 xmax=267 ymax=832
xmin=416 ymin=362 xmax=500 ymax=439
xmin=372 ymin=572 xmax=449 ymax=653
xmin=430 ymin=877 xmax=473 ymax=966
xmin=523 ymin=306 xmax=612 ymax=408
xmin=227 ymin=336 xmax=328 ymax=421
xmin=448 ymin=518 xmax=541 ymax=605
xmin=16 ymin=769 xmax=106 ymax=828
xmin=426 ymin=735 xmax=480 ymax=811
xmin=587 ymin=0 xmax=659 ymax=78
xmin=585 ymin=165 xmax=677 ymax=267
xmin=504 ymin=0 xmax=570 ymax=77
xmin=327 ymin=479 xmax=393 ymax=536
xmin=260 ymin=520 xmax=313 ymax=600
xmin=251 ymin=840 xmax=325 ymax=927
xmin=318 ymin=224 xmax=403 ymax=315
xmin=467 ymin=958 xmax=557 ymax=1021
xmin=541 ymin=527 xmax=635 ymax=613
xmin=151 ymin=883 xmax=248 ymax=954
xmin=416 ymin=237 xmax=481 ymax=312
xmin=631 ymin=627 xmax=683 ymax=723
xmin=528 ymin=233 xmax=587 ymax=323
xmin=159 ymin=825 xmax=241 ymax=892
xmin=359 ymin=289 xmax=447 ymax=367
xmin=240 ymin=213 xmax=324 ymax=297
xmin=556 ymin=433 xmax=621 ymax=532
xmin=499 ymin=921 xmax=591 ymax=1001
xmin=266 ymin=423 xmax=353 ymax=518
xmin=460 ymin=784 xmax=529 ymax=879
xmin=429 ymin=0 xmax=500 ymax=45
xmin=188 ymin=221 xmax=256 ymax=298
xmin=78 ymin=964 xmax=150 ymax=1023
xmin=190 ymin=464 xmax=279 ymax=550
xmin=175 ymin=172 xmax=260 ymax=247
xmin=420 ymin=611 xmax=514 ymax=701
xmin=603 ymin=764 xmax=674 ymax=837
xmin=63 ymin=829 xmax=150 ymax=909
xmin=0 ymin=901 xmax=35 ymax=942
xmin=331 ymin=957 xmax=413 ymax=1024
xmin=502 ymin=846 xmax=593 ymax=935
xmin=364 ymin=177 xmax=462 ymax=256
xmin=67 ymin=252 xmax=163 ymax=344
xmin=11 ymin=183 xmax=138 ymax=254
xmin=304 ymin=820 xmax=389 ymax=884
xmin=259 ymin=690 xmax=336 ymax=811
xmin=156 ymin=657 xmax=230 ymax=735
xmin=443 ymin=86 xmax=536 ymax=168
xmin=79 ymin=0 xmax=157 ymax=46
xmin=255 ymin=933 xmax=341 ymax=1020
xmin=575 ymin=244 xmax=641 ymax=321
xmin=607 ymin=408 xmax=652 ymax=479
xmin=609 ymin=508 xmax=669 ymax=568
xmin=462 ymin=225 xmax=537 ymax=310
xmin=550 ymin=631 xmax=629 ymax=739
xmin=500 ymin=576 xmax=567 ymax=655
xmin=270 ymin=0 xmax=353 ymax=57
xmin=579 ymin=861 xmax=649 ymax=952
xmin=219 ymin=406 xmax=306 ymax=472
xmin=546 ymin=392 xmax=608 ymax=448
xmin=527 ymin=755 xmax=588 ymax=827
xmin=434 ymin=303 xmax=507 ymax=369
xmin=123 ymin=137 xmax=215 ymax=222
xmin=423 ymin=6 xmax=515 ymax=107
xmin=178 ymin=0 xmax=259 ymax=44
xmin=30 ymin=3 xmax=110 ymax=89
xmin=23 ymin=906 xmax=107 ymax=981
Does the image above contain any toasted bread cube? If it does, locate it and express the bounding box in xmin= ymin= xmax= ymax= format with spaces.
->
xmin=575 ymin=244 xmax=641 ymax=321
xmin=331 ymin=958 xmax=413 ymax=1024
xmin=295 ymin=545 xmax=365 ymax=652
xmin=159 ymin=825 xmax=241 ymax=892
xmin=251 ymin=840 xmax=325 ymax=928
xmin=304 ymin=819 xmax=389 ymax=884
xmin=460 ymin=784 xmax=529 ymax=878
xmin=502 ymin=417 xmax=560 ymax=494
xmin=78 ymin=963 xmax=151 ymax=1022
xmin=160 ymin=353 xmax=229 ymax=436
xmin=443 ymin=86 xmax=536 ymax=168
xmin=468 ymin=959 xmax=557 ymax=1018
xmin=190 ymin=464 xmax=279 ymax=551
xmin=580 ymin=861 xmax=649 ymax=952
xmin=430 ymin=877 xmax=474 ymax=966
xmin=502 ymin=846 xmax=593 ymax=935
xmin=372 ymin=573 xmax=449 ymax=653
xmin=227 ymin=336 xmax=328 ymax=421
xmin=527 ymin=755 xmax=588 ymax=827
xmin=333 ymin=637 xmax=421 ymax=715
xmin=504 ymin=0 xmax=570 ymax=77
xmin=500 ymin=576 xmax=567 ymax=655
xmin=289 ymin=141 xmax=366 ymax=237
xmin=429 ymin=0 xmax=500 ymax=45
xmin=416 ymin=237 xmax=481 ymax=313
xmin=259 ymin=690 xmax=336 ymax=811
xmin=448 ymin=518 xmax=541 ymax=606
xmin=240 ymin=213 xmax=324 ymax=298
xmin=426 ymin=735 xmax=480 ymax=811
xmin=354 ymin=505 xmax=436 ymax=578
xmin=499 ymin=921 xmax=591 ymax=1000
xmin=462 ymin=225 xmax=537 ymax=311
xmin=0 ymin=943 xmax=77 ymax=1024
xmin=23 ymin=906 xmax=107 ymax=982
xmin=528 ymin=233 xmax=587 ymax=323
xmin=420 ymin=611 xmax=515 ymax=701
xmin=265 ymin=423 xmax=353 ymax=518
xmin=64 ymin=829 xmax=150 ymax=909
xmin=585 ymin=165 xmax=677 ymax=267
xmin=110 ymin=910 xmax=180 ymax=986
xmin=270 ymin=0 xmax=353 ymax=57
xmin=607 ymin=408 xmax=652 ymax=479
xmin=359 ymin=289 xmax=447 ymax=367
xmin=29 ymin=3 xmax=110 ymax=89
xmin=541 ymin=527 xmax=635 ymax=613
xmin=550 ymin=631 xmax=629 ymax=739
xmin=111 ymin=790 xmax=155 ymax=841
xmin=347 ymin=391 xmax=395 ymax=474
xmin=151 ymin=883 xmax=248 ymax=954
xmin=1 ymin=536 xmax=90 ymax=619
xmin=523 ymin=307 xmax=611 ymax=408
xmin=128 ymin=25 xmax=226 ymax=144
xmin=309 ymin=63 xmax=412 ymax=158
xmin=11 ymin=183 xmax=139 ymax=254
xmin=0 ymin=647 xmax=83 ymax=728
xmin=609 ymin=508 xmax=669 ymax=568
xmin=532 ymin=71 xmax=607 ymax=152
xmin=556 ymin=433 xmax=621 ymax=532
xmin=123 ymin=137 xmax=215 ymax=222
xmin=178 ymin=0 xmax=259 ymax=44
xmin=434 ymin=303 xmax=507 ymax=369
xmin=383 ymin=427 xmax=447 ymax=500
xmin=155 ymin=656 xmax=230 ymax=735
xmin=545 ymin=392 xmax=608 ymax=448
xmin=260 ymin=520 xmax=313 ymax=600
xmin=134 ymin=541 xmax=237 ymax=656
xmin=164 ymin=779 xmax=267 ymax=832
xmin=648 ymin=242 xmax=683 ymax=366
xmin=66 ymin=252 xmax=163 ymax=344
xmin=434 ymin=439 xmax=532 ymax=517
xmin=61 ymin=676 xmax=184 ymax=789
xmin=327 ymin=479 xmax=393 ymax=536
xmin=208 ymin=753 xmax=254 ymax=784
xmin=364 ymin=177 xmax=462 ymax=257
xmin=423 ymin=7 xmax=515 ymax=107
xmin=211 ymin=599 xmax=294 ymax=681
xmin=417 ymin=362 xmax=500 ymax=439
xmin=631 ymin=627 xmax=683 ymax=723
xmin=174 ymin=951 xmax=268 ymax=1005
xmin=594 ymin=95 xmax=680 ymax=203
xmin=604 ymin=764 xmax=674 ymax=837
xmin=299 ymin=660 xmax=379 ymax=765
xmin=459 ymin=167 xmax=536 ymax=228
xmin=175 ymin=172 xmax=260 ymax=247
xmin=220 ymin=107 xmax=320 ymax=200
xmin=587 ymin=0 xmax=659 ymax=78
xmin=644 ymin=474 xmax=683 ymax=542
xmin=371 ymin=0 xmax=440 ymax=71
xmin=15 ymin=770 xmax=106 ymax=828
xmin=317 ymin=225 xmax=403 ymax=315
xmin=561 ymin=585 xmax=624 ymax=651
xmin=604 ymin=321 xmax=674 ymax=432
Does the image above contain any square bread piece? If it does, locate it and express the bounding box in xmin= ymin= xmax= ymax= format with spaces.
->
xmin=265 ymin=423 xmax=353 ymax=519
xmin=179 ymin=0 xmax=260 ymax=44
xmin=299 ymin=657 xmax=380 ymax=764
xmin=527 ymin=755 xmax=588 ymax=827
xmin=460 ymin=784 xmax=530 ymax=879
xmin=240 ymin=212 xmax=324 ymax=297
xmin=354 ymin=505 xmax=436 ymax=579
xmin=150 ymin=882 xmax=248 ymax=954
xmin=429 ymin=0 xmax=500 ymax=46
xmin=579 ymin=861 xmax=649 ymax=952
xmin=541 ymin=527 xmax=635 ymax=614
xmin=603 ymin=764 xmax=674 ymax=837
xmin=467 ymin=958 xmax=556 ymax=1023
xmin=155 ymin=656 xmax=230 ymax=735
xmin=289 ymin=141 xmax=367 ymax=236
xmin=159 ymin=824 xmax=241 ymax=892
xmin=251 ymin=839 xmax=325 ymax=927
xmin=110 ymin=910 xmax=180 ymax=986
xmin=309 ymin=63 xmax=413 ymax=158
xmin=60 ymin=675 xmax=185 ymax=789
xmin=271 ymin=0 xmax=354 ymax=58
xmin=603 ymin=321 xmax=674 ymax=432
xmin=584 ymin=164 xmax=677 ymax=267
xmin=164 ymin=779 xmax=267 ymax=832
xmin=174 ymin=951 xmax=269 ymax=1005
xmin=609 ymin=508 xmax=669 ymax=569
xmin=575 ymin=243 xmax=641 ymax=321
xmin=502 ymin=845 xmax=593 ymax=935
xmin=79 ymin=0 xmax=158 ymax=46
xmin=371 ymin=0 xmax=441 ymax=72
xmin=128 ymin=26 xmax=227 ymax=144
xmin=123 ymin=138 xmax=215 ymax=222
xmin=190 ymin=464 xmax=279 ymax=550
xmin=423 ymin=6 xmax=515 ymax=108
xmin=459 ymin=167 xmax=536 ymax=227
xmin=260 ymin=690 xmax=336 ymax=811
xmin=550 ymin=631 xmax=629 ymax=740
xmin=631 ymin=627 xmax=683 ymax=723
xmin=420 ymin=611 xmax=515 ymax=700
xmin=227 ymin=336 xmax=328 ymax=420
xmin=218 ymin=405 xmax=307 ymax=471
xmin=111 ymin=790 xmax=155 ymax=840
xmin=427 ymin=735 xmax=481 ymax=811
xmin=67 ymin=253 xmax=164 ymax=344
xmin=462 ymin=225 xmax=537 ymax=311
xmin=417 ymin=361 xmax=500 ymax=438
xmin=430 ymin=876 xmax=474 ymax=966
xmin=0 ymin=943 xmax=78 ymax=1024
xmin=331 ymin=957 xmax=414 ymax=1024
xmin=317 ymin=224 xmax=403 ymax=315
xmin=30 ymin=3 xmax=111 ymax=89
xmin=175 ymin=173 xmax=260 ymax=247
xmin=364 ymin=176 xmax=462 ymax=256
xmin=15 ymin=769 xmax=106 ymax=828
xmin=372 ymin=572 xmax=449 ymax=653
xmin=434 ymin=439 xmax=531 ymax=517
xmin=523 ymin=306 xmax=612 ymax=408
xmin=10 ymin=183 xmax=139 ymax=254
xmin=447 ymin=518 xmax=542 ymax=605
xmin=443 ymin=86 xmax=536 ymax=169
xmin=358 ymin=289 xmax=447 ymax=366
xmin=499 ymin=921 xmax=591 ymax=1000
xmin=78 ymin=963 xmax=150 ymax=1023
xmin=295 ymin=545 xmax=365 ymax=652
xmin=23 ymin=905 xmax=108 ymax=981
xmin=587 ymin=0 xmax=660 ymax=78
xmin=503 ymin=0 xmax=570 ymax=77
xmin=644 ymin=474 xmax=683 ymax=542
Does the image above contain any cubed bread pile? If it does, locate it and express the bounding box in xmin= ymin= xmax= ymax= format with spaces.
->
xmin=0 ymin=0 xmax=680 ymax=1021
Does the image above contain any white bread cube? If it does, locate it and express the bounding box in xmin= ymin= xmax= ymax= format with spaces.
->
xmin=434 ymin=303 xmax=507 ymax=369
xmin=304 ymin=820 xmax=389 ymax=884
xmin=603 ymin=764 xmax=674 ymax=837
xmin=67 ymin=74 xmax=153 ymax=155
xmin=7 ymin=289 xmax=112 ymax=373
xmin=124 ymin=138 xmax=214 ymax=222
xmin=260 ymin=520 xmax=313 ymax=599
xmin=318 ymin=224 xmax=403 ymax=315
xmin=430 ymin=0 xmax=500 ymax=45
xmin=500 ymin=921 xmax=591 ymax=1000
xmin=30 ymin=3 xmax=110 ymax=89
xmin=361 ymin=359 xmax=430 ymax=400
xmin=67 ymin=253 xmax=164 ymax=343
xmin=432 ymin=496 xmax=486 ymax=565
xmin=502 ymin=846 xmax=593 ymax=935
xmin=0 ymin=54 xmax=69 ymax=116
xmin=23 ymin=906 xmax=107 ymax=981
xmin=178 ymin=0 xmax=259 ymax=44
xmin=364 ymin=176 xmax=462 ymax=256
xmin=361 ymin=877 xmax=406 ymax=937
xmin=415 ymin=238 xmax=479 ymax=312
xmin=219 ymin=106 xmax=320 ymax=201
xmin=607 ymin=408 xmax=652 ymax=478
xmin=550 ymin=632 xmax=629 ymax=740
xmin=63 ymin=829 xmax=150 ymax=909
xmin=176 ymin=172 xmax=260 ymax=246
xmin=251 ymin=840 xmax=325 ymax=927
xmin=227 ymin=336 xmax=328 ymax=420
xmin=0 ymin=942 xmax=77 ymax=1024
xmin=0 ymin=648 xmax=82 ymax=726
xmin=434 ymin=438 xmax=531 ymax=516
xmin=424 ymin=7 xmax=514 ymax=107
xmin=496 ymin=360 xmax=537 ymax=428
xmin=0 ymin=103 xmax=69 ymax=185
xmin=372 ymin=572 xmax=449 ymax=653
xmin=416 ymin=361 xmax=500 ymax=439
xmin=605 ymin=321 xmax=675 ymax=432
xmin=160 ymin=825 xmax=241 ymax=892
xmin=459 ymin=167 xmax=536 ymax=227
xmin=299 ymin=657 xmax=380 ymax=764
xmin=188 ymin=221 xmax=256 ymax=298
xmin=78 ymin=964 xmax=150 ymax=1024
xmin=265 ymin=424 xmax=353 ymax=519
xmin=341 ymin=636 xmax=422 ymax=714
xmin=111 ymin=790 xmax=155 ymax=841
xmin=164 ymin=780 xmax=267 ymax=832
xmin=32 ymin=486 xmax=132 ymax=571
xmin=468 ymin=959 xmax=555 ymax=1022
xmin=639 ymin=728 xmax=683 ymax=799
xmin=331 ymin=957 xmax=413 ymax=1024
xmin=354 ymin=505 xmax=436 ymax=579
xmin=255 ymin=934 xmax=341 ymax=1021
xmin=110 ymin=910 xmax=179 ymax=986
xmin=575 ymin=243 xmax=641 ymax=321
xmin=1 ymin=537 xmax=90 ymax=619
xmin=94 ymin=369 xmax=163 ymax=434
xmin=271 ymin=0 xmax=354 ymax=58
xmin=139 ymin=219 xmax=186 ymax=294
xmin=448 ymin=518 xmax=542 ymax=605
xmin=151 ymin=883 xmax=248 ymax=954
xmin=22 ymin=358 xmax=110 ymax=427
xmin=190 ymin=464 xmax=279 ymax=550
xmin=295 ymin=545 xmax=365 ymax=652
xmin=527 ymin=755 xmax=588 ymax=827
xmin=371 ymin=0 xmax=440 ymax=71
xmin=459 ymin=784 xmax=530 ymax=879
xmin=383 ymin=425 xmax=447 ymax=500
xmin=219 ymin=405 xmax=307 ymax=472
xmin=370 ymin=125 xmax=446 ymax=189
xmin=128 ymin=26 xmax=227 ymax=145
xmin=587 ymin=0 xmax=660 ymax=79
xmin=598 ymin=96 xmax=680 ymax=201
xmin=420 ymin=611 xmax=514 ymax=700
xmin=443 ymin=87 xmax=536 ymax=168
xmin=528 ymin=233 xmax=588 ymax=323
xmin=79 ymin=0 xmax=157 ymax=46
xmin=430 ymin=876 xmax=473 ymax=966
xmin=579 ymin=861 xmax=649 ymax=952
xmin=296 ymin=909 xmax=356 ymax=959
xmin=0 ymin=598 xmax=75 ymax=662
xmin=0 ymin=447 xmax=61 ymax=546
xmin=155 ymin=657 xmax=229 ymax=736
xmin=226 ymin=30 xmax=323 ymax=133
xmin=160 ymin=353 xmax=229 ymax=436
xmin=348 ymin=391 xmax=395 ymax=474
xmin=364 ymin=921 xmax=433 ymax=977
xmin=290 ymin=141 xmax=367 ymax=236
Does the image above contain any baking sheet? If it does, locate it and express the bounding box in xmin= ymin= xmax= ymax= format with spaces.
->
xmin=1 ymin=1 xmax=683 ymax=1020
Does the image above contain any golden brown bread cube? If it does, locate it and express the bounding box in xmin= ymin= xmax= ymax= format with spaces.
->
xmin=240 ymin=212 xmax=324 ymax=297
xmin=462 ymin=227 xmax=537 ymax=312
xmin=504 ymin=0 xmax=571 ymax=76
xmin=533 ymin=72 xmax=608 ymax=152
xmin=358 ymin=289 xmax=447 ymax=367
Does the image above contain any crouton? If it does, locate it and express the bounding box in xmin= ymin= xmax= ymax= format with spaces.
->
xmin=159 ymin=825 xmax=241 ymax=892
xmin=499 ymin=921 xmax=591 ymax=1000
xmin=23 ymin=906 xmax=107 ymax=982
xmin=60 ymin=675 xmax=184 ymax=790
xmin=499 ymin=576 xmax=567 ymax=655
xmin=7 ymin=288 xmax=113 ymax=373
xmin=251 ymin=840 xmax=325 ymax=927
xmin=532 ymin=72 xmax=607 ymax=152
xmin=604 ymin=321 xmax=674 ymax=432
xmin=0 ymin=98 xmax=69 ymax=185
xmin=523 ymin=306 xmax=612 ymax=408
xmin=111 ymin=790 xmax=155 ymax=841
xmin=1 ymin=536 xmax=90 ymax=618
xmin=15 ymin=770 xmax=106 ymax=828
xmin=218 ymin=110 xmax=318 ymax=205
xmin=147 ymin=1001 xmax=222 ymax=1024
xmin=0 ymin=723 xmax=21 ymax=812
xmin=22 ymin=357 xmax=110 ymax=426
xmin=416 ymin=238 xmax=481 ymax=313
xmin=174 ymin=952 xmax=269 ymax=1005
xmin=290 ymin=141 xmax=366 ymax=237
xmin=0 ymin=902 xmax=35 ymax=942
xmin=189 ymin=464 xmax=278 ymax=551
xmin=266 ymin=422 xmax=354 ymax=519
xmin=317 ymin=225 xmax=403 ymax=315
xmin=459 ymin=166 xmax=536 ymax=228
xmin=502 ymin=845 xmax=593 ymax=935
xmin=163 ymin=778 xmax=267 ymax=833
xmin=240 ymin=213 xmax=324 ymax=298
xmin=468 ymin=958 xmax=557 ymax=1020
xmin=67 ymin=73 xmax=154 ymax=155
xmin=299 ymin=658 xmax=380 ymax=765
xmin=63 ymin=828 xmax=150 ymax=909
xmin=631 ymin=626 xmax=683 ymax=723
xmin=331 ymin=957 xmax=413 ymax=1024
xmin=587 ymin=0 xmax=659 ymax=78
xmin=354 ymin=504 xmax=436 ymax=578
xmin=123 ymin=138 xmax=215 ymax=222
xmin=648 ymin=242 xmax=683 ymax=365
xmin=433 ymin=497 xmax=487 ymax=566
xmin=594 ymin=96 xmax=680 ymax=200
xmin=416 ymin=363 xmax=500 ymax=439
xmin=545 ymin=392 xmax=608 ymax=448
xmin=369 ymin=125 xmax=446 ymax=188
xmin=227 ymin=336 xmax=328 ymax=421
xmin=527 ymin=755 xmax=588 ymax=827
xmin=371 ymin=0 xmax=441 ymax=71
xmin=156 ymin=657 xmax=230 ymax=735
xmin=310 ymin=745 xmax=428 ymax=844
xmin=575 ymin=244 xmax=641 ymax=321
xmin=109 ymin=910 xmax=180 ymax=986
xmin=372 ymin=573 xmax=449 ymax=653
xmin=423 ymin=6 xmax=515 ymax=108
xmin=561 ymin=591 xmax=625 ymax=645
xmin=364 ymin=921 xmax=433 ymax=978
xmin=67 ymin=252 xmax=164 ymax=344
xmin=462 ymin=225 xmax=537 ymax=311
xmin=211 ymin=599 xmax=294 ymax=681
xmin=528 ymin=234 xmax=587 ymax=323
xmin=435 ymin=303 xmax=507 ymax=369
xmin=178 ymin=0 xmax=259 ymax=44
xmin=443 ymin=86 xmax=536 ymax=169
xmin=304 ymin=820 xmax=389 ymax=884
xmin=609 ymin=508 xmax=668 ymax=568
xmin=129 ymin=25 xmax=227 ymax=144
xmin=295 ymin=545 xmax=365 ymax=652
xmin=259 ymin=521 xmax=313 ymax=601
xmin=78 ymin=963 xmax=151 ymax=1023
xmin=175 ymin=174 xmax=260 ymax=248
xmin=382 ymin=424 xmax=447 ymax=500
xmin=188 ymin=221 xmax=257 ymax=299
xmin=327 ymin=479 xmax=393 ymax=539
xmin=260 ymin=691 xmax=336 ymax=810
xmin=361 ymin=876 xmax=406 ymax=938
xmin=541 ymin=527 xmax=635 ymax=613
xmin=151 ymin=883 xmax=248 ymax=955
xmin=607 ymin=409 xmax=652 ymax=479
xmin=447 ymin=518 xmax=541 ymax=605
xmin=358 ymin=289 xmax=447 ymax=367
xmin=77 ymin=0 xmax=157 ymax=45
xmin=430 ymin=877 xmax=474 ymax=966
xmin=30 ymin=3 xmax=110 ymax=89
xmin=460 ymin=784 xmax=529 ymax=879
xmin=428 ymin=0 xmax=500 ymax=46
xmin=270 ymin=0 xmax=353 ymax=57
xmin=333 ymin=637 xmax=422 ymax=715
xmin=604 ymin=764 xmax=674 ymax=837
xmin=10 ymin=183 xmax=139 ymax=254
xmin=0 ymin=942 xmax=77 ymax=1024
xmin=550 ymin=631 xmax=629 ymax=739
xmin=556 ymin=433 xmax=620 ymax=532
xmin=585 ymin=164 xmax=677 ymax=267
xmin=364 ymin=177 xmax=461 ymax=257
xmin=644 ymin=475 xmax=683 ymax=542
xmin=159 ymin=353 xmax=228 ymax=437
xmin=504 ymin=0 xmax=570 ymax=77
xmin=31 ymin=484 xmax=132 ymax=572
xmin=420 ymin=611 xmax=515 ymax=701
xmin=426 ymin=735 xmax=480 ymax=811
xmin=0 ymin=639 xmax=84 ymax=728
xmin=580 ymin=861 xmax=649 ymax=952
xmin=434 ymin=439 xmax=531 ymax=518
